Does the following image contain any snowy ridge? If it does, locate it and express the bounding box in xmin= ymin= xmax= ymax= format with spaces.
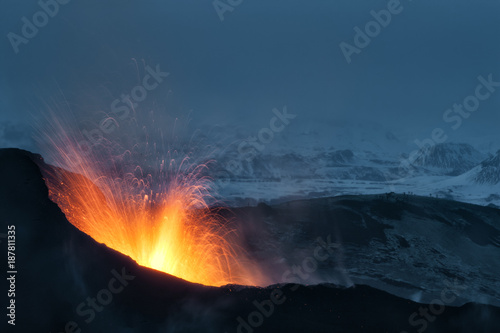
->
xmin=474 ymin=150 xmax=500 ymax=185
xmin=412 ymin=143 xmax=486 ymax=176
xmin=203 ymin=121 xmax=499 ymax=207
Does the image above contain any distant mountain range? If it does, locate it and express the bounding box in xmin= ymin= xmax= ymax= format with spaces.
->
xmin=198 ymin=120 xmax=499 ymax=207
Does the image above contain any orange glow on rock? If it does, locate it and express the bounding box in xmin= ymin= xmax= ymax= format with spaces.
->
xmin=37 ymin=119 xmax=263 ymax=287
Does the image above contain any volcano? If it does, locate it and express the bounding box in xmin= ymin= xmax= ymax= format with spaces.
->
xmin=1 ymin=148 xmax=499 ymax=332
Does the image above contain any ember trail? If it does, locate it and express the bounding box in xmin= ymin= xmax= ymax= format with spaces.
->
xmin=37 ymin=122 xmax=260 ymax=287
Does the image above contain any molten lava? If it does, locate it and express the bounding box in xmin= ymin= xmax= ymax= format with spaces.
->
xmin=37 ymin=120 xmax=261 ymax=287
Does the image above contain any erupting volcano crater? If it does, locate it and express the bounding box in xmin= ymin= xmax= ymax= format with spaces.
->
xmin=36 ymin=132 xmax=264 ymax=287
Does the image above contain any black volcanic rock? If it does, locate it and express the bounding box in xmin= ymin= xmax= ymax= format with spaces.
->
xmin=231 ymin=193 xmax=500 ymax=307
xmin=1 ymin=148 xmax=499 ymax=332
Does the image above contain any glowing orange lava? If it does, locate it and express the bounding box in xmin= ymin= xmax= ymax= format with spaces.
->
xmin=36 ymin=118 xmax=263 ymax=287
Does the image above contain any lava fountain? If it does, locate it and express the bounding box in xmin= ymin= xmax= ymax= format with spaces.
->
xmin=36 ymin=114 xmax=263 ymax=287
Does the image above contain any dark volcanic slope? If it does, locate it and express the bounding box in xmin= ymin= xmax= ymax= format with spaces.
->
xmin=0 ymin=148 xmax=499 ymax=333
xmin=228 ymin=194 xmax=500 ymax=307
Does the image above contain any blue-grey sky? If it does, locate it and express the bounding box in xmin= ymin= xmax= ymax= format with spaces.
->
xmin=1 ymin=0 xmax=499 ymax=153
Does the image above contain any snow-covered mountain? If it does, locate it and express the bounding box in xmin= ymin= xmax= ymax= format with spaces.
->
xmin=202 ymin=121 xmax=499 ymax=208
xmin=474 ymin=150 xmax=500 ymax=185
xmin=412 ymin=143 xmax=486 ymax=176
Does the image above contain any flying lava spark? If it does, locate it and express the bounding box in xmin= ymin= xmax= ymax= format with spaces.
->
xmin=35 ymin=113 xmax=263 ymax=287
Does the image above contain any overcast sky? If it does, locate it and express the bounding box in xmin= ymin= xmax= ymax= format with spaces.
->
xmin=1 ymin=0 xmax=499 ymax=153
